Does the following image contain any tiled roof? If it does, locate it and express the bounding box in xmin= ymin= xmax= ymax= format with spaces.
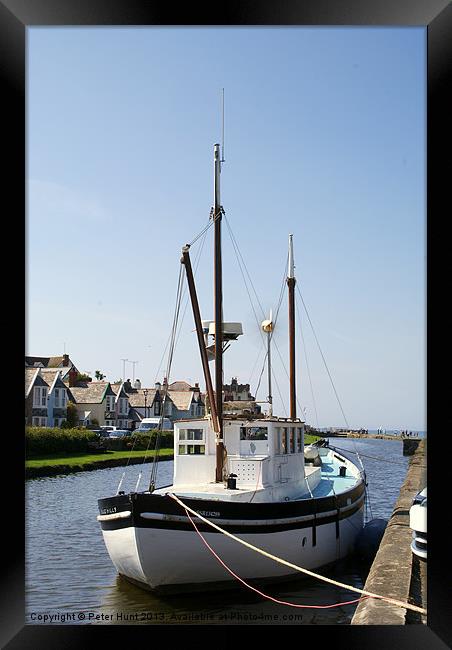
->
xmin=38 ymin=369 xmax=67 ymax=389
xmin=25 ymin=368 xmax=39 ymax=396
xmin=169 ymin=381 xmax=192 ymax=391
xmin=110 ymin=382 xmax=130 ymax=398
xmin=25 ymin=356 xmax=48 ymax=367
xmin=67 ymin=382 xmax=110 ymax=404
xmin=168 ymin=391 xmax=193 ymax=411
xmin=127 ymin=388 xmax=157 ymax=408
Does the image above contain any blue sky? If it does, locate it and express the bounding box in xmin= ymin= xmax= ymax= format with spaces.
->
xmin=27 ymin=27 xmax=425 ymax=430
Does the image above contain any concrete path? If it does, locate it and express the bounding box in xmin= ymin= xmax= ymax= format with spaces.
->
xmin=351 ymin=439 xmax=426 ymax=625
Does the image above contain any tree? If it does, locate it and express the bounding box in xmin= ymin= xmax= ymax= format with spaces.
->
xmin=95 ymin=370 xmax=106 ymax=381
xmin=76 ymin=372 xmax=91 ymax=383
xmin=65 ymin=401 xmax=79 ymax=428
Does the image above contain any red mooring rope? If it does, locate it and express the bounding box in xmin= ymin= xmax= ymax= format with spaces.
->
xmin=183 ymin=506 xmax=370 ymax=610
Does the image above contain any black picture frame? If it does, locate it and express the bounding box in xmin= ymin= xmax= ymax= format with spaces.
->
xmin=3 ymin=0 xmax=451 ymax=647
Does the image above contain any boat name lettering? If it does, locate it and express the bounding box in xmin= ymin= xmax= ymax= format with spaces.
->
xmin=197 ymin=511 xmax=221 ymax=518
xmin=101 ymin=507 xmax=117 ymax=515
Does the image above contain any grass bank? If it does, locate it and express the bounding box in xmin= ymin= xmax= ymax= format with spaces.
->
xmin=26 ymin=448 xmax=174 ymax=479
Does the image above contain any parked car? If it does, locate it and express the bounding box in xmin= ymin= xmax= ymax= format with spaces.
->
xmin=409 ymin=487 xmax=427 ymax=560
xmin=136 ymin=417 xmax=173 ymax=432
xmin=107 ymin=429 xmax=131 ymax=439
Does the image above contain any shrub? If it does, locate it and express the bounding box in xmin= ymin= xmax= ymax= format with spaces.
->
xmin=126 ymin=430 xmax=174 ymax=451
xmin=65 ymin=401 xmax=79 ymax=428
xmin=26 ymin=427 xmax=99 ymax=457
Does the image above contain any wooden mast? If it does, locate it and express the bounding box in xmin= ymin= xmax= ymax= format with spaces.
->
xmin=287 ymin=234 xmax=297 ymax=419
xmin=213 ymin=143 xmax=225 ymax=482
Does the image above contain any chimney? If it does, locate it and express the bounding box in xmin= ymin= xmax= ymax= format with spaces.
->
xmin=62 ymin=354 xmax=70 ymax=367
xmin=68 ymin=368 xmax=78 ymax=387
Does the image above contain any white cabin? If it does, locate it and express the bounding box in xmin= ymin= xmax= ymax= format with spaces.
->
xmin=168 ymin=417 xmax=322 ymax=502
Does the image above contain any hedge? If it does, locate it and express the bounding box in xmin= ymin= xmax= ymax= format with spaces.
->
xmin=25 ymin=427 xmax=175 ymax=456
xmin=26 ymin=427 xmax=100 ymax=457
xmin=125 ymin=430 xmax=174 ymax=451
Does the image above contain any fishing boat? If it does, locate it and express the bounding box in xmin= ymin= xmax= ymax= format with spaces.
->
xmin=97 ymin=143 xmax=366 ymax=594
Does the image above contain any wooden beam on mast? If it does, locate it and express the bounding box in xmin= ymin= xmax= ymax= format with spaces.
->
xmin=213 ymin=143 xmax=225 ymax=482
xmin=181 ymin=246 xmax=219 ymax=433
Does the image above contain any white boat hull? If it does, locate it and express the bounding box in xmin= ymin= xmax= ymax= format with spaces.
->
xmin=101 ymin=504 xmax=364 ymax=592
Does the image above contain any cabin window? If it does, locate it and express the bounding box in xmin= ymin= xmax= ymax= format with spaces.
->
xmin=297 ymin=427 xmax=303 ymax=453
xmin=240 ymin=426 xmax=268 ymax=440
xmin=178 ymin=429 xmax=205 ymax=454
xmin=289 ymin=428 xmax=295 ymax=453
xmin=281 ymin=428 xmax=288 ymax=454
xmin=179 ymin=428 xmax=204 ymax=441
xmin=178 ymin=443 xmax=205 ymax=455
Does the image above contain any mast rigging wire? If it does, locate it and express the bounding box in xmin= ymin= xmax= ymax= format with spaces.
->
xmin=296 ymin=284 xmax=350 ymax=431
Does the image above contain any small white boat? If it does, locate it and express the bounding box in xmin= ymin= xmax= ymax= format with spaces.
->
xmin=97 ymin=143 xmax=366 ymax=593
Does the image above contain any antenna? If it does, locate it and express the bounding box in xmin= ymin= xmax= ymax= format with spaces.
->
xmin=130 ymin=360 xmax=139 ymax=382
xmin=221 ymin=88 xmax=225 ymax=163
xmin=120 ymin=358 xmax=129 ymax=381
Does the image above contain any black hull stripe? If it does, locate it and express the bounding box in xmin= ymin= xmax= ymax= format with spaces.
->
xmin=98 ymin=481 xmax=365 ymax=520
xmin=100 ymin=500 xmax=364 ymax=533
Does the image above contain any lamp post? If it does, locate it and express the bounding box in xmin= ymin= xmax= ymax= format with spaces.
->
xmin=143 ymin=388 xmax=148 ymax=420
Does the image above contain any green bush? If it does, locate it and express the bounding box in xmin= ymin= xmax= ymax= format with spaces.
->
xmin=125 ymin=430 xmax=174 ymax=451
xmin=26 ymin=427 xmax=99 ymax=457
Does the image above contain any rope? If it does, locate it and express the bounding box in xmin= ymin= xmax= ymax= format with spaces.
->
xmin=330 ymin=446 xmax=416 ymax=468
xmin=168 ymin=492 xmax=427 ymax=616
xmin=183 ymin=506 xmax=368 ymax=610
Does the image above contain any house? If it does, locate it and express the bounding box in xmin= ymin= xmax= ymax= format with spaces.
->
xmin=25 ymin=367 xmax=70 ymax=427
xmin=223 ymin=377 xmax=261 ymax=416
xmin=64 ymin=375 xmax=130 ymax=429
xmin=110 ymin=382 xmax=132 ymax=429
xmin=223 ymin=377 xmax=255 ymax=402
xmin=25 ymin=353 xmax=78 ymax=374
xmin=124 ymin=378 xmax=205 ymax=429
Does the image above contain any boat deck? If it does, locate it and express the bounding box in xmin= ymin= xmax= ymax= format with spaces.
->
xmin=154 ymin=450 xmax=360 ymax=501
xmin=308 ymin=455 xmax=358 ymax=498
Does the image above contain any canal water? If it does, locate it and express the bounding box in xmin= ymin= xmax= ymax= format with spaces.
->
xmin=26 ymin=437 xmax=413 ymax=625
